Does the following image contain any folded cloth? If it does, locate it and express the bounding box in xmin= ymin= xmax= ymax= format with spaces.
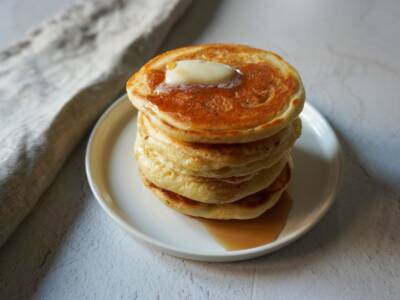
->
xmin=0 ymin=0 xmax=191 ymax=248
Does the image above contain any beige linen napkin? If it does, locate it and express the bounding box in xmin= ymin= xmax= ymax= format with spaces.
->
xmin=0 ymin=0 xmax=191 ymax=247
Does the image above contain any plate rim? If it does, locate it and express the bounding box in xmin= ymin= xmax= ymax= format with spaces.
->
xmin=85 ymin=94 xmax=343 ymax=261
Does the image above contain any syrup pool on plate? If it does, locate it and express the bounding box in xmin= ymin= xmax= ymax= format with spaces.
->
xmin=198 ymin=192 xmax=292 ymax=251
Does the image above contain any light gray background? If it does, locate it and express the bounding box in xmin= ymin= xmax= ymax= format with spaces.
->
xmin=0 ymin=0 xmax=399 ymax=299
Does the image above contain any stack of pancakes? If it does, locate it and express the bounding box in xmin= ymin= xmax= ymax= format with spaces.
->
xmin=126 ymin=44 xmax=305 ymax=220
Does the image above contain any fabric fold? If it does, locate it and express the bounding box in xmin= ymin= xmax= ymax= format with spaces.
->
xmin=0 ymin=0 xmax=191 ymax=247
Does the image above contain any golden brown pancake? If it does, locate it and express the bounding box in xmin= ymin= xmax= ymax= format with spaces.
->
xmin=127 ymin=44 xmax=305 ymax=143
xmin=135 ymin=134 xmax=291 ymax=204
xmin=138 ymin=112 xmax=301 ymax=178
xmin=141 ymin=163 xmax=292 ymax=220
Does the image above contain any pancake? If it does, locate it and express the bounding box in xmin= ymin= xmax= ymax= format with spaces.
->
xmin=138 ymin=112 xmax=301 ymax=178
xmin=127 ymin=44 xmax=305 ymax=143
xmin=141 ymin=163 xmax=292 ymax=220
xmin=135 ymin=136 xmax=290 ymax=204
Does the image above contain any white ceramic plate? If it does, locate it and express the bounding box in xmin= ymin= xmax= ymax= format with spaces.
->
xmin=86 ymin=95 xmax=342 ymax=262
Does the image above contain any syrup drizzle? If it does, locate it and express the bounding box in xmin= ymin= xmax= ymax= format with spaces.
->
xmin=198 ymin=192 xmax=292 ymax=251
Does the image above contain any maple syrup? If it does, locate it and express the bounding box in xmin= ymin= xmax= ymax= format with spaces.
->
xmin=199 ymin=192 xmax=292 ymax=251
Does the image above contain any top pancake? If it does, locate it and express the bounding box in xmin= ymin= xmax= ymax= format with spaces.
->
xmin=127 ymin=44 xmax=305 ymax=143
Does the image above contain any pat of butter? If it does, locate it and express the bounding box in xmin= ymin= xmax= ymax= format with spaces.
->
xmin=165 ymin=60 xmax=236 ymax=85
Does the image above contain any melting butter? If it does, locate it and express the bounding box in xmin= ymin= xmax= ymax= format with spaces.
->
xmin=165 ymin=60 xmax=236 ymax=85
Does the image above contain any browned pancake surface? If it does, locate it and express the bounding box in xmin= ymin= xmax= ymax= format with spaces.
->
xmin=127 ymin=44 xmax=303 ymax=131
xmin=143 ymin=163 xmax=291 ymax=209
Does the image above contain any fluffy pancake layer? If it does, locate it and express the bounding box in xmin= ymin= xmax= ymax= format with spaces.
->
xmin=135 ymin=135 xmax=290 ymax=204
xmin=138 ymin=112 xmax=301 ymax=178
xmin=127 ymin=44 xmax=305 ymax=144
xmin=141 ymin=162 xmax=292 ymax=220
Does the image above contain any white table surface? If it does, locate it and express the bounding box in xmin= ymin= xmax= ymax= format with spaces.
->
xmin=1 ymin=0 xmax=399 ymax=299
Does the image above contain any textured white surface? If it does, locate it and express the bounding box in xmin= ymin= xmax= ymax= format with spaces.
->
xmin=0 ymin=0 xmax=400 ymax=299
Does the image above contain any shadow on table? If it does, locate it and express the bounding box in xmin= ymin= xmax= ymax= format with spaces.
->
xmin=157 ymin=0 xmax=220 ymax=52
xmin=0 ymin=142 xmax=89 ymax=299
xmin=0 ymin=2 xmax=221 ymax=298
